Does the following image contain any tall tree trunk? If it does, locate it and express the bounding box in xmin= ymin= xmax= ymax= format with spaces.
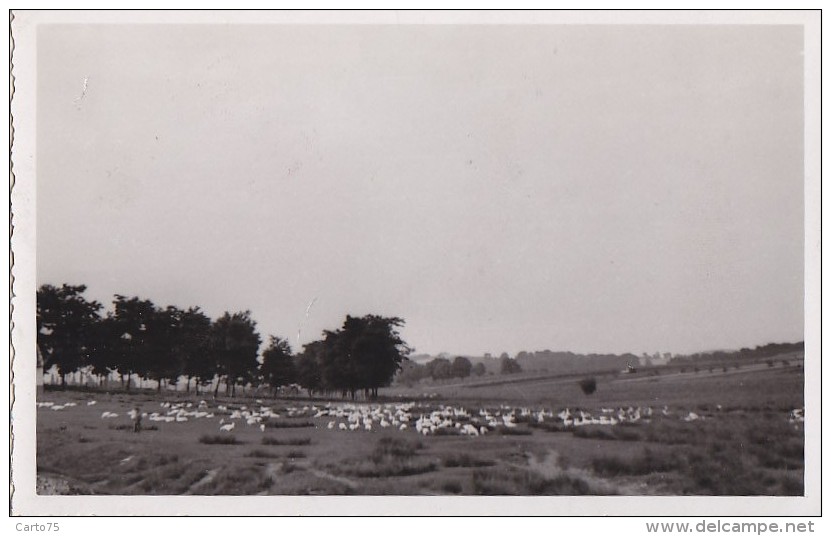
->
xmin=185 ymin=376 xmax=190 ymax=393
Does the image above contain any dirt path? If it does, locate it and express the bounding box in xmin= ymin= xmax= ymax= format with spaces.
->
xmin=185 ymin=468 xmax=218 ymax=494
xmin=299 ymin=464 xmax=359 ymax=489
xmin=524 ymin=449 xmax=650 ymax=495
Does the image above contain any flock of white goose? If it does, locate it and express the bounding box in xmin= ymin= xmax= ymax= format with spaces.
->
xmin=36 ymin=398 xmax=806 ymax=437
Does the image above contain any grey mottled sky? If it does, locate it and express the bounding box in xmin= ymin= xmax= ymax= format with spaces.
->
xmin=36 ymin=24 xmax=805 ymax=356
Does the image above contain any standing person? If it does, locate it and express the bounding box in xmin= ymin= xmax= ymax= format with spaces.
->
xmin=130 ymin=406 xmax=142 ymax=433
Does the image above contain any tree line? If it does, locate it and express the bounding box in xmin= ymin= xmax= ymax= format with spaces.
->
xmin=395 ymin=353 xmax=522 ymax=386
xmin=667 ymin=342 xmax=805 ymax=366
xmin=36 ymin=284 xmax=411 ymax=399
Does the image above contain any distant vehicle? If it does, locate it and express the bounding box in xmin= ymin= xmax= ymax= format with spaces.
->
xmin=622 ymin=363 xmax=638 ymax=374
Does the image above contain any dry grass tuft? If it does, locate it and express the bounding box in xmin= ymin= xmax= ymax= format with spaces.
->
xmin=199 ymin=434 xmax=242 ymax=445
xmin=261 ymin=436 xmax=312 ymax=446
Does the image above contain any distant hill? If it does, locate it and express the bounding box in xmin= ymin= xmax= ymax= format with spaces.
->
xmin=405 ymin=341 xmax=804 ymax=379
xmin=407 ymin=353 xmax=439 ymax=365
xmin=669 ymin=341 xmax=804 ymax=365
xmin=407 ymin=351 xmax=636 ymax=376
xmin=406 ymin=353 xmax=502 ymax=373
xmin=515 ymin=350 xmax=637 ymax=374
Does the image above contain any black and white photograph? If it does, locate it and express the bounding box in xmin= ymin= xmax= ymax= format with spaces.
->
xmin=9 ymin=9 xmax=821 ymax=516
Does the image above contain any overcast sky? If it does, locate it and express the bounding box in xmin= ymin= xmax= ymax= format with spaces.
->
xmin=36 ymin=24 xmax=804 ymax=356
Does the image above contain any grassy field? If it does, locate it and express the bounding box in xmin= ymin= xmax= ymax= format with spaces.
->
xmin=35 ymin=356 xmax=804 ymax=496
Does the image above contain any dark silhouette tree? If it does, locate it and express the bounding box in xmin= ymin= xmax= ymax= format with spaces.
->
xmin=578 ymin=377 xmax=597 ymax=395
xmin=110 ymin=295 xmax=159 ymax=390
xmin=36 ymin=284 xmax=102 ymax=387
xmin=295 ymin=340 xmax=325 ymax=397
xmin=425 ymin=357 xmax=452 ymax=380
xmin=451 ymin=356 xmax=473 ymax=378
xmin=141 ymin=305 xmax=184 ymax=392
xmin=261 ymin=336 xmax=296 ymax=396
xmin=320 ymin=325 xmax=358 ymax=397
xmin=396 ymin=358 xmax=427 ymax=386
xmin=211 ymin=311 xmax=261 ymax=397
xmin=85 ymin=313 xmax=121 ymax=387
xmin=176 ymin=307 xmax=214 ymax=394
xmin=471 ymin=362 xmax=486 ymax=376
xmin=499 ymin=355 xmax=522 ymax=375
xmin=348 ymin=315 xmax=411 ymax=398
xmin=305 ymin=315 xmax=411 ymax=399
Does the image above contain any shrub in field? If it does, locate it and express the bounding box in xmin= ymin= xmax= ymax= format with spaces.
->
xmin=199 ymin=434 xmax=241 ymax=445
xmin=573 ymin=426 xmax=616 ymax=441
xmin=142 ymin=453 xmax=177 ymax=466
xmin=285 ymin=450 xmax=306 ymax=459
xmin=744 ymin=423 xmax=804 ymax=470
xmin=265 ymin=420 xmax=314 ymax=429
xmin=612 ymin=424 xmax=643 ymax=441
xmin=441 ymin=452 xmax=495 ymax=468
xmin=680 ymin=448 xmax=766 ymax=495
xmin=529 ymin=421 xmax=568 ymax=433
xmin=511 ymin=413 xmax=534 ymax=424
xmin=533 ymin=475 xmax=597 ymax=495
xmin=374 ymin=436 xmax=424 ymax=457
xmin=337 ymin=457 xmax=436 ymax=478
xmin=574 ymin=423 xmax=644 ymax=442
xmin=433 ymin=426 xmax=462 ymax=436
xmin=199 ymin=466 xmax=277 ymax=494
xmin=591 ymin=448 xmax=679 ymax=477
xmin=138 ymin=474 xmax=163 ymax=493
xmin=127 ymin=458 xmax=202 ymax=495
xmin=331 ymin=437 xmax=435 ymax=478
xmin=471 ymin=466 xmax=597 ymax=495
xmin=497 ymin=426 xmax=533 ymax=436
xmin=110 ymin=423 xmax=159 ymax=432
xmin=644 ymin=420 xmax=700 ymax=445
xmin=246 ymin=449 xmax=279 ymax=458
xmin=578 ymin=377 xmax=597 ymax=395
xmin=261 ymin=436 xmax=312 ymax=446
xmin=441 ymin=480 xmax=463 ymax=494
xmin=124 ymin=473 xmax=144 ymax=486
